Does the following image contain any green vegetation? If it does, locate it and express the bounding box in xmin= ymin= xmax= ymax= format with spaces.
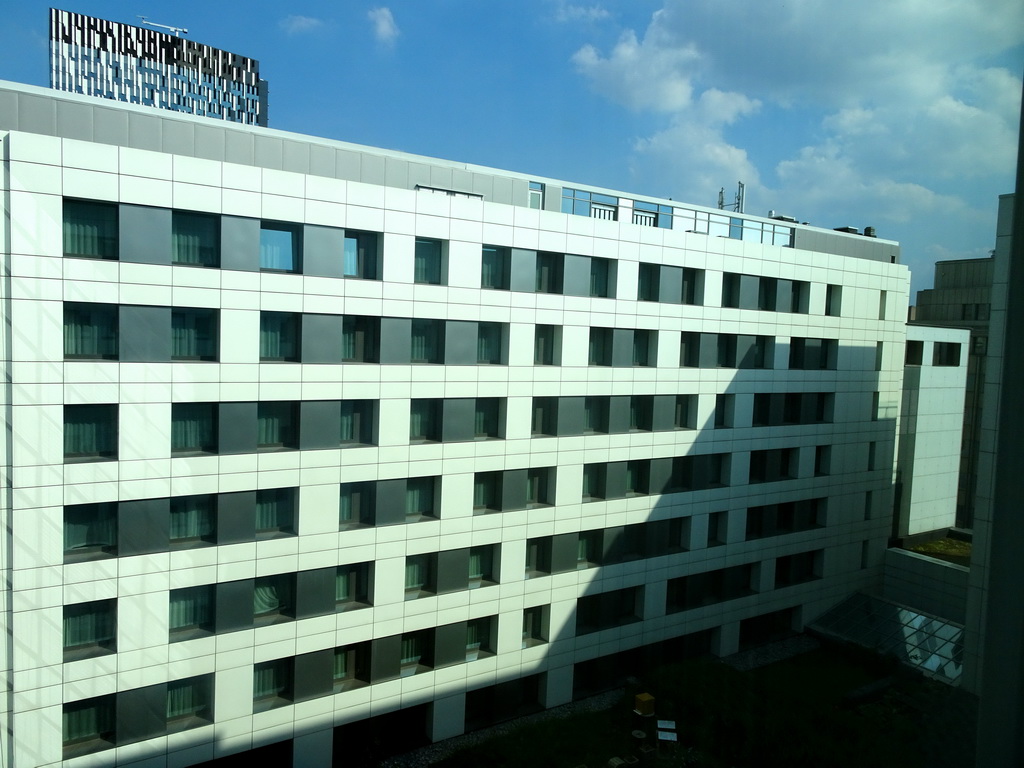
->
xmin=910 ymin=537 xmax=972 ymax=567
xmin=435 ymin=646 xmax=975 ymax=768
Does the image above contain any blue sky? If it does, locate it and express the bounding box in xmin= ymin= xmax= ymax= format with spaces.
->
xmin=3 ymin=1 xmax=1022 ymax=295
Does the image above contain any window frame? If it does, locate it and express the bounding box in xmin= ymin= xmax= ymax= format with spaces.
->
xmin=168 ymin=585 xmax=216 ymax=641
xmin=63 ymin=303 xmax=119 ymax=360
xmin=171 ymin=402 xmax=219 ymax=456
xmin=413 ymin=237 xmax=445 ymax=285
xmin=63 ymin=502 xmax=118 ymax=562
xmin=259 ymin=312 xmax=301 ymax=362
xmin=259 ymin=221 xmax=302 ymax=273
xmin=171 ymin=210 xmax=220 ymax=267
xmin=171 ymin=307 xmax=218 ymax=361
xmin=63 ymin=199 xmax=118 ymax=260
xmin=63 ymin=599 xmax=117 ymax=661
xmin=64 ymin=404 xmax=118 ymax=462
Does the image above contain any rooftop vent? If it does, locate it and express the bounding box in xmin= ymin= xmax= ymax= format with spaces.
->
xmin=864 ymin=226 xmax=877 ymax=238
xmin=768 ymin=212 xmax=797 ymax=223
xmin=834 ymin=226 xmax=859 ymax=234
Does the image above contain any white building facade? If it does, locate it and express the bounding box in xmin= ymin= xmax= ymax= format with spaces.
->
xmin=0 ymin=81 xmax=908 ymax=768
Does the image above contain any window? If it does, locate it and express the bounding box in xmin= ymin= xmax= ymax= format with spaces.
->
xmin=562 ymin=188 xmax=618 ymax=220
xmin=411 ymin=319 xmax=444 ymax=363
xmin=253 ymin=658 xmax=293 ymax=710
xmin=410 ymin=399 xmax=441 ymax=442
xmin=625 ymin=460 xmax=650 ymax=496
xmin=253 ymin=574 xmax=294 ymax=622
xmin=674 ymin=395 xmax=696 ymax=429
xmin=789 ymin=338 xmax=836 ymax=370
xmin=172 ymin=211 xmax=219 ymax=267
xmin=531 ymin=397 xmax=558 ymax=436
xmin=714 ymin=394 xmax=735 ymax=429
xmin=343 ymin=230 xmax=379 ymax=279
xmin=400 ymin=631 xmax=433 ymax=675
xmin=465 ymin=618 xmax=492 ymax=661
xmin=525 ymin=538 xmax=551 ymax=577
xmin=878 ymin=290 xmax=888 ymax=320
xmin=629 ymin=396 xmax=654 ymax=431
xmin=717 ymin=335 xmax=737 ymax=367
xmin=633 ymin=329 xmax=656 ymax=366
xmin=708 ymin=511 xmax=727 ymax=547
xmin=61 ymin=499 xmax=115 ymax=565
xmin=582 ymin=465 xmax=607 ymax=502
xmin=342 ymin=315 xmax=380 ymax=362
xmin=535 ymin=252 xmax=563 ymax=293
xmin=522 ymin=606 xmax=547 ymax=647
xmin=527 ymin=467 xmax=554 ymax=507
xmin=633 ymin=200 xmax=673 ymax=228
xmin=474 ymin=398 xmax=502 ymax=439
xmin=680 ymin=332 xmax=700 ymax=367
xmin=477 ymin=322 xmax=503 ymax=364
xmin=256 ymin=487 xmax=296 ymax=536
xmin=64 ymin=303 xmax=118 ymax=359
xmin=584 ymin=396 xmax=609 ymax=434
xmin=63 ymin=696 xmax=115 ymax=756
xmin=404 ymin=554 xmax=435 ymax=598
xmin=468 ymin=546 xmax=495 ymax=588
xmin=934 ymin=342 xmax=961 ymax=366
xmin=333 ymin=643 xmax=369 ymax=691
xmin=414 ymin=238 xmax=444 ymax=284
xmin=172 ymin=308 xmax=218 ymax=360
xmin=473 ymin=472 xmax=502 ymax=512
xmin=340 ymin=481 xmax=375 ymax=528
xmin=171 ymin=403 xmax=217 ymax=455
xmin=481 ymin=245 xmax=510 ymax=290
xmin=64 ymin=600 xmax=116 ymax=660
xmin=336 ymin=562 xmax=370 ymax=609
xmin=63 ymin=199 xmax=117 ymax=260
xmin=259 ymin=222 xmax=301 ymax=272
xmin=259 ymin=312 xmax=300 ymax=362
xmin=257 ymin=402 xmax=298 ymax=450
xmin=169 ymin=586 xmax=214 ymax=639
xmin=405 ymin=476 xmax=437 ymax=521
xmin=534 ymin=324 xmax=559 ymax=365
xmin=589 ymin=327 xmax=612 ymax=366
xmin=169 ymin=494 xmax=216 ymax=546
xmin=340 ymin=400 xmax=374 ymax=446
xmin=64 ymin=404 xmax=117 ymax=462
xmin=875 ymin=342 xmax=884 ymax=371
xmin=166 ymin=676 xmax=213 ymax=731
xmin=638 ymin=263 xmax=659 ymax=301
xmin=589 ymin=257 xmax=614 ymax=298
xmin=576 ymin=530 xmax=604 ymax=568
xmin=64 ymin=502 xmax=117 ymax=561
xmin=775 ymin=550 xmax=822 ymax=587
xmin=905 ymin=340 xmax=923 ymax=365
xmin=825 ymin=284 xmax=842 ymax=317
xmin=528 ymin=181 xmax=544 ymax=210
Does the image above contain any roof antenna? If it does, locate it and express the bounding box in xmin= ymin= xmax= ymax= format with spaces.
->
xmin=137 ymin=15 xmax=189 ymax=36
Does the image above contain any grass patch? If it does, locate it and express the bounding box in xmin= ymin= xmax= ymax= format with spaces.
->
xmin=910 ymin=537 xmax=972 ymax=566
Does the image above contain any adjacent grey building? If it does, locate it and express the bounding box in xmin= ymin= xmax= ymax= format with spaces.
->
xmin=914 ymin=257 xmax=994 ymax=527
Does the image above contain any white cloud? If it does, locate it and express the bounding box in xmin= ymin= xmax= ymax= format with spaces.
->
xmin=572 ymin=30 xmax=699 ymax=112
xmin=571 ymin=0 xmax=1022 ymax=288
xmin=368 ymin=7 xmax=399 ymax=46
xmin=555 ymin=3 xmax=610 ymax=23
xmin=279 ymin=15 xmax=324 ymax=36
